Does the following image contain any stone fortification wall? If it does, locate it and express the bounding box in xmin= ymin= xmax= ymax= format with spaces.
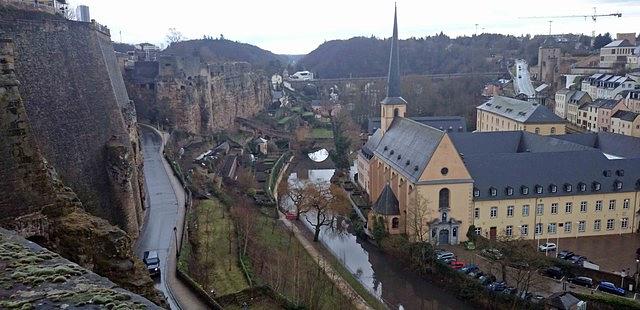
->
xmin=0 ymin=7 xmax=145 ymax=236
xmin=0 ymin=36 xmax=163 ymax=305
xmin=127 ymin=55 xmax=270 ymax=135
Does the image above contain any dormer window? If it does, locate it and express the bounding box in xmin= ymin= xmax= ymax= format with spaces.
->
xmin=473 ymin=188 xmax=480 ymax=197
xmin=614 ymin=180 xmax=623 ymax=190
xmin=549 ymin=184 xmax=557 ymax=193
xmin=593 ymin=181 xmax=601 ymax=191
xmin=579 ymin=182 xmax=587 ymax=192
xmin=390 ymin=150 xmax=394 ymax=155
xmin=603 ymin=170 xmax=612 ymax=177
xmin=505 ymin=187 xmax=514 ymax=196
xmin=616 ymin=169 xmax=625 ymax=176
xmin=564 ymin=184 xmax=572 ymax=192
xmin=636 ymin=179 xmax=640 ymax=190
xmin=521 ymin=186 xmax=529 ymax=195
xmin=489 ymin=187 xmax=498 ymax=197
xmin=535 ymin=185 xmax=543 ymax=194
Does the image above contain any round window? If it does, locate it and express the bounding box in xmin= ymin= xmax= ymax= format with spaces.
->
xmin=441 ymin=167 xmax=449 ymax=175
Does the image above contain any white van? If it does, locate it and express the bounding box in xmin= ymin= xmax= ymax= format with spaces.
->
xmin=290 ymin=71 xmax=313 ymax=81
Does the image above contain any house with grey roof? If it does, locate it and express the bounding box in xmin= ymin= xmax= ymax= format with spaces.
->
xmin=611 ymin=110 xmax=640 ymax=137
xmin=600 ymin=39 xmax=636 ymax=69
xmin=476 ymin=96 xmax=566 ymax=135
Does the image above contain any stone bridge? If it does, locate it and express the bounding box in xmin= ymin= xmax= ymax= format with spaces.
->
xmin=286 ymin=72 xmax=505 ymax=100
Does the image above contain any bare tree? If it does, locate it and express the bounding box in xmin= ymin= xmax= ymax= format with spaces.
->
xmin=284 ymin=179 xmax=309 ymax=219
xmin=406 ymin=194 xmax=433 ymax=242
xmin=299 ymin=182 xmax=349 ymax=241
xmin=166 ymin=28 xmax=185 ymax=46
xmin=231 ymin=197 xmax=257 ymax=256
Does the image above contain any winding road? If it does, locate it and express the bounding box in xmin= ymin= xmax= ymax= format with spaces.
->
xmin=514 ymin=59 xmax=535 ymax=98
xmin=136 ymin=125 xmax=208 ymax=310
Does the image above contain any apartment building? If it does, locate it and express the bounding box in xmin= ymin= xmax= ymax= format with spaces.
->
xmin=611 ymin=110 xmax=640 ymax=137
xmin=476 ymin=96 xmax=566 ymax=135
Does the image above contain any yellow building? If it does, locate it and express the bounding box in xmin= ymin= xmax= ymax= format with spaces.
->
xmin=361 ymin=10 xmax=640 ymax=246
xmin=476 ymin=96 xmax=566 ymax=135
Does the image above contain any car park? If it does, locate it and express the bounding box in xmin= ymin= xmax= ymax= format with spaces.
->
xmin=543 ymin=267 xmax=563 ymax=280
xmin=557 ymin=250 xmax=574 ymax=260
xmin=538 ymin=242 xmax=557 ymax=252
xmin=598 ymin=281 xmax=626 ymax=296
xmin=143 ymin=250 xmax=161 ymax=278
xmin=567 ymin=276 xmax=593 ymax=288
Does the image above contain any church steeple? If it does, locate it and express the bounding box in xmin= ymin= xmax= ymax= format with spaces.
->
xmin=385 ymin=4 xmax=402 ymax=100
xmin=380 ymin=4 xmax=406 ymax=134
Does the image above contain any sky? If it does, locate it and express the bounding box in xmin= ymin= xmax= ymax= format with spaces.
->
xmin=68 ymin=0 xmax=640 ymax=54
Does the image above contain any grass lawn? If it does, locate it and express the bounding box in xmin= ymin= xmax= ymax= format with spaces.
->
xmin=194 ymin=199 xmax=249 ymax=295
xmin=277 ymin=116 xmax=294 ymax=125
xmin=248 ymin=208 xmax=354 ymax=309
xmin=311 ymin=128 xmax=334 ymax=139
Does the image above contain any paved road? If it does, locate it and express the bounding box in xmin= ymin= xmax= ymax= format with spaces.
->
xmin=137 ymin=125 xmax=208 ymax=310
xmin=514 ymin=59 xmax=535 ymax=98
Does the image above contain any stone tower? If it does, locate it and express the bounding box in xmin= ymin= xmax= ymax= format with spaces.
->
xmin=380 ymin=4 xmax=407 ymax=135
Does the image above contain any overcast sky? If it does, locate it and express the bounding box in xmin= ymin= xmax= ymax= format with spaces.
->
xmin=69 ymin=0 xmax=640 ymax=54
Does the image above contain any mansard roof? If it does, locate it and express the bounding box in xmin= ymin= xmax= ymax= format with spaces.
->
xmin=477 ymin=96 xmax=564 ymax=124
xmin=367 ymin=116 xmax=466 ymax=134
xmin=372 ymin=184 xmax=400 ymax=215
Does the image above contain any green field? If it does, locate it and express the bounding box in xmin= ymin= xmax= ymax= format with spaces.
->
xmin=194 ymin=199 xmax=249 ymax=295
xmin=311 ymin=128 xmax=334 ymax=139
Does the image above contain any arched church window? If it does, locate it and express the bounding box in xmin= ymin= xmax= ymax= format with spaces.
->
xmin=394 ymin=108 xmax=399 ymax=117
xmin=392 ymin=217 xmax=399 ymax=229
xmin=442 ymin=212 xmax=448 ymax=222
xmin=439 ymin=188 xmax=450 ymax=210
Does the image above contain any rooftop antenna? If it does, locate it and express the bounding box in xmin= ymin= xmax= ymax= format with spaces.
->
xmin=119 ymin=31 xmax=122 ymax=43
xmin=475 ymin=23 xmax=479 ymax=36
xmin=548 ymin=20 xmax=553 ymax=35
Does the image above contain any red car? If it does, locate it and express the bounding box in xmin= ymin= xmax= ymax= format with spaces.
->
xmin=285 ymin=212 xmax=297 ymax=220
xmin=449 ymin=260 xmax=465 ymax=270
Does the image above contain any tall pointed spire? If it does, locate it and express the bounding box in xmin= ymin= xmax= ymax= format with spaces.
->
xmin=382 ymin=3 xmax=406 ymax=105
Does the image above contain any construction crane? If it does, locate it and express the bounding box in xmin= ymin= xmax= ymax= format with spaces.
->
xmin=519 ymin=7 xmax=622 ymax=41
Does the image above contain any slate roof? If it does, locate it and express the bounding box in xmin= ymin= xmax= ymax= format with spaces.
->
xmin=448 ymin=131 xmax=640 ymax=201
xmin=603 ymin=39 xmax=634 ymax=48
xmin=361 ymin=128 xmax=383 ymax=157
xmin=367 ymin=116 xmax=466 ymax=134
xmin=463 ymin=149 xmax=640 ymax=201
xmin=382 ymin=5 xmax=403 ymax=104
xmin=477 ymin=96 xmax=564 ymax=124
xmin=596 ymin=99 xmax=620 ymax=110
xmin=372 ymin=184 xmax=400 ymax=215
xmin=612 ymin=110 xmax=639 ymax=122
xmin=546 ymin=292 xmax=582 ymax=310
xmin=373 ymin=117 xmax=444 ymax=183
xmin=552 ymin=132 xmax=640 ymax=159
xmin=569 ymin=90 xmax=589 ymax=102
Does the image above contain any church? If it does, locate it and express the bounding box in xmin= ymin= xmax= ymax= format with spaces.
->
xmin=358 ymin=7 xmax=640 ymax=245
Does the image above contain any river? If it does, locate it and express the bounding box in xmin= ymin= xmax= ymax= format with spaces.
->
xmin=280 ymin=157 xmax=471 ymax=310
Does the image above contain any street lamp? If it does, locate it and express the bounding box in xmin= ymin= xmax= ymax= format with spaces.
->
xmin=173 ymin=226 xmax=179 ymax=258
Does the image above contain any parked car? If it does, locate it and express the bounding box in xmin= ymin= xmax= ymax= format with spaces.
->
xmin=436 ymin=251 xmax=455 ymax=261
xmin=449 ymin=260 xmax=465 ymax=270
xmin=478 ymin=275 xmax=493 ymax=285
xmin=569 ymin=255 xmax=587 ymax=265
xmin=502 ymin=287 xmax=517 ymax=295
xmin=143 ymin=250 xmax=161 ymax=278
xmin=488 ymin=281 xmax=507 ymax=292
xmin=568 ymin=276 xmax=593 ymax=288
xmin=538 ymin=242 xmax=557 ymax=252
xmin=557 ymin=250 xmax=574 ymax=260
xmin=543 ymin=267 xmax=563 ymax=280
xmin=442 ymin=257 xmax=456 ymax=264
xmin=459 ymin=264 xmax=479 ymax=274
xmin=598 ymin=281 xmax=626 ymax=296
xmin=481 ymin=248 xmax=504 ymax=260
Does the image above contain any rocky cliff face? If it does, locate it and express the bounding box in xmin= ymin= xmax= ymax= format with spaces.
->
xmin=0 ymin=7 xmax=145 ymax=237
xmin=127 ymin=56 xmax=270 ymax=135
xmin=0 ymin=36 xmax=163 ymax=306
